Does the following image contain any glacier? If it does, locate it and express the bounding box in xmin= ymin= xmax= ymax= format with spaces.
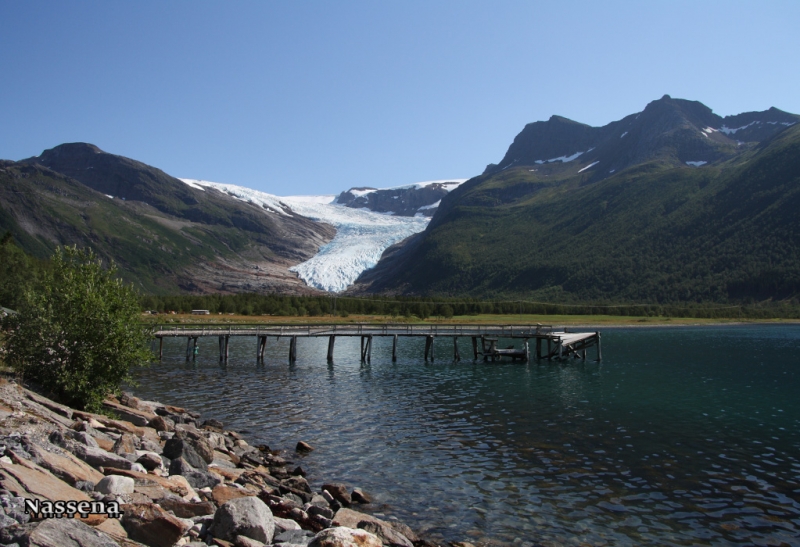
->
xmin=180 ymin=179 xmax=439 ymax=292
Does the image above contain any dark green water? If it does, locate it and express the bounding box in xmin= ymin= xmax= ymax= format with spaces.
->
xmin=132 ymin=325 xmax=800 ymax=546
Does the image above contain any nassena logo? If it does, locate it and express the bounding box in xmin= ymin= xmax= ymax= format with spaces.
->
xmin=23 ymin=499 xmax=121 ymax=519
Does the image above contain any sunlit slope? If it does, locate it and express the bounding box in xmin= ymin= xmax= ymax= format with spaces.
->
xmin=357 ymin=124 xmax=800 ymax=302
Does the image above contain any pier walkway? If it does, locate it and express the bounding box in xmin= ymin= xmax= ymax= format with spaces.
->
xmin=152 ymin=323 xmax=601 ymax=363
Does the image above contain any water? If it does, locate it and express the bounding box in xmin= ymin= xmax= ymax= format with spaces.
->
xmin=132 ymin=325 xmax=800 ymax=546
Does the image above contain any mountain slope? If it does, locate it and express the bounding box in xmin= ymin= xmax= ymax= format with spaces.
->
xmin=353 ymin=98 xmax=800 ymax=303
xmin=2 ymin=144 xmax=335 ymax=294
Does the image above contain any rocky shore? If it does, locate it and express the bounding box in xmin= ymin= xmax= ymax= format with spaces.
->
xmin=0 ymin=377 xmax=458 ymax=547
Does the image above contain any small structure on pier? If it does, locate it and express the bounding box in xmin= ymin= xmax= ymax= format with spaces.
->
xmin=152 ymin=324 xmax=601 ymax=364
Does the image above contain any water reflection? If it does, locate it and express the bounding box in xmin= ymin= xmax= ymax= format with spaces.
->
xmin=133 ymin=326 xmax=800 ymax=545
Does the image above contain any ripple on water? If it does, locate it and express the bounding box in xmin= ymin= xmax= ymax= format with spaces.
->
xmin=134 ymin=325 xmax=800 ymax=545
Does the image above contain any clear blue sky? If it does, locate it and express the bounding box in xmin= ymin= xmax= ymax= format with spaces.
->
xmin=2 ymin=1 xmax=798 ymax=196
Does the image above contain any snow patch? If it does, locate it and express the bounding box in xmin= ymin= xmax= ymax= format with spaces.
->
xmin=534 ymin=151 xmax=585 ymax=164
xmin=620 ymin=132 xmax=628 ymax=138
xmin=609 ymin=169 xmax=616 ymax=174
xmin=578 ymin=161 xmax=600 ymax=173
xmin=105 ymin=194 xmax=113 ymax=199
xmin=719 ymin=121 xmax=757 ymax=135
xmin=686 ymin=161 xmax=707 ymax=167
xmin=417 ymin=200 xmax=441 ymax=211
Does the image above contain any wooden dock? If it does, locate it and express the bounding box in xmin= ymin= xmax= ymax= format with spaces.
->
xmin=152 ymin=324 xmax=601 ymax=364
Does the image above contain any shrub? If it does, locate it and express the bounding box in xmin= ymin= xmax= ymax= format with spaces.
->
xmin=2 ymin=246 xmax=151 ymax=411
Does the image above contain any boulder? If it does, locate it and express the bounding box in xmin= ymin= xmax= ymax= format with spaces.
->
xmin=358 ymin=521 xmax=414 ymax=547
xmin=112 ymin=433 xmax=137 ymax=456
xmin=69 ymin=443 xmax=135 ymax=471
xmin=148 ymin=415 xmax=174 ymax=433
xmin=164 ymin=438 xmax=208 ymax=470
xmin=234 ymin=535 xmax=267 ymax=547
xmin=321 ymin=483 xmax=351 ymax=506
xmin=212 ymin=485 xmax=254 ymax=506
xmin=135 ymin=451 xmax=164 ymax=471
xmin=308 ymin=527 xmax=382 ymax=547
xmin=169 ymin=458 xmax=221 ymax=490
xmin=351 ymin=488 xmax=372 ymax=504
xmin=159 ymin=496 xmax=215 ymax=518
xmin=101 ymin=400 xmax=155 ymax=427
xmin=24 ymin=518 xmax=119 ymax=547
xmin=333 ymin=508 xmax=418 ymax=543
xmin=121 ymin=502 xmax=191 ymax=547
xmin=295 ymin=441 xmax=314 ymax=453
xmin=95 ymin=475 xmax=135 ymax=495
xmin=213 ymin=496 xmax=275 ymax=544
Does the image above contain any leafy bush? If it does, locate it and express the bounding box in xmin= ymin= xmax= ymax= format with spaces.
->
xmin=2 ymin=246 xmax=151 ymax=411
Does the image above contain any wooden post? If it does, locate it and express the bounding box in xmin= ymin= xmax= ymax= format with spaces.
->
xmin=360 ymin=336 xmax=366 ymax=362
xmin=424 ymin=336 xmax=432 ymax=361
xmin=596 ymin=333 xmax=602 ymax=362
xmin=159 ymin=337 xmax=163 ymax=361
xmin=327 ymin=335 xmax=335 ymax=361
xmin=225 ymin=335 xmax=230 ymax=361
xmin=186 ymin=337 xmax=192 ymax=361
xmin=219 ymin=336 xmax=224 ymax=361
xmin=524 ymin=340 xmax=529 ymax=361
xmin=429 ymin=336 xmax=434 ymax=361
xmin=192 ymin=337 xmax=198 ymax=361
xmin=289 ymin=336 xmax=297 ymax=362
xmin=536 ymin=338 xmax=541 ymax=360
xmin=367 ymin=335 xmax=372 ymax=363
xmin=392 ymin=335 xmax=398 ymax=362
xmin=471 ymin=337 xmax=478 ymax=359
xmin=453 ymin=337 xmax=460 ymax=361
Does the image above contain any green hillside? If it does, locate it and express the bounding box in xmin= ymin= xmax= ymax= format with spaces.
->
xmin=356 ymin=124 xmax=800 ymax=303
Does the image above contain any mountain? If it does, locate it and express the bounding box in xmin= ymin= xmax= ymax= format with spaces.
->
xmin=334 ymin=180 xmax=466 ymax=217
xmin=1 ymin=144 xmax=335 ymax=294
xmin=352 ymin=97 xmax=800 ymax=303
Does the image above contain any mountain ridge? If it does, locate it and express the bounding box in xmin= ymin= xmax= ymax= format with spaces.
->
xmin=352 ymin=97 xmax=800 ymax=303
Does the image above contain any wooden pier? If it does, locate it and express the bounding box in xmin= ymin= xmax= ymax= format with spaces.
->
xmin=152 ymin=324 xmax=601 ymax=364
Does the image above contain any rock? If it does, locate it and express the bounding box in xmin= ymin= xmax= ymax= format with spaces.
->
xmin=159 ymin=496 xmax=215 ymax=518
xmin=118 ymin=392 xmax=142 ymax=410
xmin=358 ymin=521 xmax=414 ymax=547
xmin=273 ymin=517 xmax=303 ymax=533
xmin=308 ymin=527 xmax=382 ymax=547
xmin=295 ymin=441 xmax=314 ymax=453
xmin=212 ymin=485 xmax=253 ymax=506
xmin=0 ymin=458 xmax=105 ymax=525
xmin=95 ymin=475 xmax=135 ymax=495
xmin=21 ymin=439 xmax=104 ymax=487
xmin=202 ymin=419 xmax=224 ymax=431
xmin=24 ymin=518 xmax=119 ymax=547
xmin=333 ymin=509 xmax=417 ymax=543
xmin=69 ymin=443 xmax=134 ymax=471
xmin=234 ymin=535 xmax=267 ymax=547
xmin=321 ymin=483 xmax=351 ymax=506
xmin=164 ymin=438 xmax=208 ymax=470
xmin=213 ymin=496 xmax=275 ymax=544
xmin=306 ymin=505 xmax=334 ymax=520
xmin=169 ymin=458 xmax=221 ymax=490
xmin=101 ymin=400 xmax=155 ymax=427
xmin=292 ymin=466 xmax=306 ymax=477
xmin=148 ymin=415 xmax=174 ymax=433
xmin=283 ymin=476 xmax=312 ymax=494
xmin=350 ymin=488 xmax=371 ymax=504
xmin=102 ymin=468 xmax=195 ymax=500
xmin=112 ymin=433 xmax=137 ymax=455
xmin=0 ymin=511 xmax=17 ymax=528
xmin=121 ymin=502 xmax=191 ymax=547
xmin=67 ymin=431 xmax=100 ymax=448
xmin=136 ymin=451 xmax=164 ymax=471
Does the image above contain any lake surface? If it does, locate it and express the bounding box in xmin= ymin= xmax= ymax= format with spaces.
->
xmin=132 ymin=325 xmax=800 ymax=546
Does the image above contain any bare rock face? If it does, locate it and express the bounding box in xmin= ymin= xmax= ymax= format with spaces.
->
xmin=213 ymin=496 xmax=275 ymax=544
xmin=121 ymin=502 xmax=192 ymax=547
xmin=308 ymin=527 xmax=382 ymax=547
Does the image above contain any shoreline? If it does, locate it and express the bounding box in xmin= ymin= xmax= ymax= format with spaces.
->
xmin=0 ymin=377 xmax=442 ymax=547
